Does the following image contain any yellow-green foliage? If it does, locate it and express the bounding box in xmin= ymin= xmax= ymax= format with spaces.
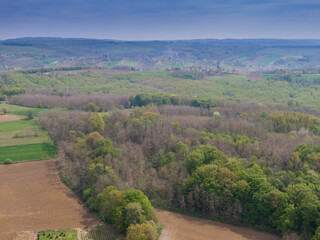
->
xmin=126 ymin=223 xmax=157 ymax=240
xmin=89 ymin=113 xmax=105 ymax=133
xmin=269 ymin=111 xmax=320 ymax=133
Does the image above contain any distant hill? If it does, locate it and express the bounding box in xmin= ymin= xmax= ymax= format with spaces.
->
xmin=1 ymin=38 xmax=320 ymax=71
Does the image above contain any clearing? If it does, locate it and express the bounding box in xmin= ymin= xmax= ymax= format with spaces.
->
xmin=0 ymin=160 xmax=100 ymax=240
xmin=157 ymin=209 xmax=279 ymax=240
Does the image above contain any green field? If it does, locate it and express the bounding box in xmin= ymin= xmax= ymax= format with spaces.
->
xmin=0 ymin=143 xmax=56 ymax=163
xmin=1 ymin=104 xmax=47 ymax=117
xmin=0 ymin=119 xmax=37 ymax=132
xmin=0 ymin=119 xmax=51 ymax=147
xmin=37 ymin=229 xmax=77 ymax=240
xmin=0 ymin=113 xmax=55 ymax=163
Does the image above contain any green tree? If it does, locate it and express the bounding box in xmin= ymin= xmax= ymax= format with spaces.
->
xmin=125 ymin=202 xmax=146 ymax=226
xmin=185 ymin=150 xmax=204 ymax=173
xmin=89 ymin=113 xmax=105 ymax=133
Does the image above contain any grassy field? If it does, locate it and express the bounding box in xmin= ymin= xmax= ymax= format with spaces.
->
xmin=0 ymin=112 xmax=55 ymax=163
xmin=0 ymin=119 xmax=51 ymax=147
xmin=0 ymin=143 xmax=56 ymax=163
xmin=38 ymin=229 xmax=77 ymax=240
xmin=1 ymin=104 xmax=47 ymax=117
xmin=0 ymin=119 xmax=37 ymax=132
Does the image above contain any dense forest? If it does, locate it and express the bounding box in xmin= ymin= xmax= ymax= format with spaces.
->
xmin=31 ymin=95 xmax=320 ymax=239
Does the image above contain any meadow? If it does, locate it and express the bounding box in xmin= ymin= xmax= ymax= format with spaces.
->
xmin=1 ymin=103 xmax=47 ymax=117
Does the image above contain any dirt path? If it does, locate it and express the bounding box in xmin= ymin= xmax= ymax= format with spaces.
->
xmin=0 ymin=115 xmax=23 ymax=122
xmin=0 ymin=160 xmax=100 ymax=240
xmin=156 ymin=209 xmax=279 ymax=240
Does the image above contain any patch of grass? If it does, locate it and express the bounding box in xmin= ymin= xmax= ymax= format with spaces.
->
xmin=0 ymin=133 xmax=51 ymax=147
xmin=2 ymin=104 xmax=47 ymax=117
xmin=0 ymin=119 xmax=38 ymax=132
xmin=0 ymin=119 xmax=51 ymax=147
xmin=0 ymin=143 xmax=56 ymax=163
xmin=38 ymin=229 xmax=77 ymax=240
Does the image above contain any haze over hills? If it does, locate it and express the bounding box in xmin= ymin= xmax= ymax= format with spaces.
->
xmin=2 ymin=37 xmax=320 ymax=71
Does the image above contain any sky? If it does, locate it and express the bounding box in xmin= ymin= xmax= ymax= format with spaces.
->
xmin=1 ymin=0 xmax=320 ymax=40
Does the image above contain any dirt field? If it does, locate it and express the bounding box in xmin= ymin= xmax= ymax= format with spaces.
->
xmin=157 ymin=209 xmax=279 ymax=240
xmin=0 ymin=115 xmax=23 ymax=122
xmin=0 ymin=160 xmax=100 ymax=240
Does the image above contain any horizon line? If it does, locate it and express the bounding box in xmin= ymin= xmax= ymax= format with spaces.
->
xmin=2 ymin=36 xmax=320 ymax=42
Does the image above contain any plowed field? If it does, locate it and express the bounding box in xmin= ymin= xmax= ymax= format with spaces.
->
xmin=157 ymin=209 xmax=279 ymax=240
xmin=0 ymin=160 xmax=100 ymax=240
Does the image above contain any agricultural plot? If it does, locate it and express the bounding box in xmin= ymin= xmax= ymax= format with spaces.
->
xmin=0 ymin=114 xmax=23 ymax=122
xmin=0 ymin=111 xmax=54 ymax=162
xmin=0 ymin=160 xmax=100 ymax=240
xmin=0 ymin=143 xmax=56 ymax=163
xmin=157 ymin=209 xmax=279 ymax=240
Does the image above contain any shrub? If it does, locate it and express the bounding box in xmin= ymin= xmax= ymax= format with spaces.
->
xmin=27 ymin=110 xmax=34 ymax=119
xmin=4 ymin=159 xmax=14 ymax=164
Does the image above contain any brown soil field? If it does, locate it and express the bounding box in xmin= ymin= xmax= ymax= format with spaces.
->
xmin=0 ymin=115 xmax=23 ymax=122
xmin=157 ymin=209 xmax=279 ymax=240
xmin=0 ymin=160 xmax=100 ymax=240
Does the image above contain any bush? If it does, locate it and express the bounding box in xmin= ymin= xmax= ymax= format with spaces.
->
xmin=27 ymin=110 xmax=34 ymax=119
xmin=4 ymin=159 xmax=14 ymax=164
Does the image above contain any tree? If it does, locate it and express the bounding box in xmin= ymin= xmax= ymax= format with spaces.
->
xmin=125 ymin=202 xmax=146 ymax=226
xmin=126 ymin=223 xmax=157 ymax=240
xmin=185 ymin=150 xmax=204 ymax=173
xmin=89 ymin=113 xmax=105 ymax=133
xmin=2 ymin=107 xmax=8 ymax=114
xmin=27 ymin=110 xmax=34 ymax=119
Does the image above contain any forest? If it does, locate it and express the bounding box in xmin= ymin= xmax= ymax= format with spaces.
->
xmin=25 ymin=93 xmax=320 ymax=239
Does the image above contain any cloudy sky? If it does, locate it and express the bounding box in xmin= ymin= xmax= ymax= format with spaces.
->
xmin=1 ymin=0 xmax=320 ymax=40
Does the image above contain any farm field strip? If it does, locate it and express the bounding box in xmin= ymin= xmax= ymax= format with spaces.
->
xmin=156 ymin=209 xmax=279 ymax=240
xmin=0 ymin=143 xmax=56 ymax=163
xmin=0 ymin=114 xmax=23 ymax=122
xmin=0 ymin=160 xmax=100 ymax=240
xmin=0 ymin=119 xmax=38 ymax=132
xmin=0 ymin=133 xmax=50 ymax=147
